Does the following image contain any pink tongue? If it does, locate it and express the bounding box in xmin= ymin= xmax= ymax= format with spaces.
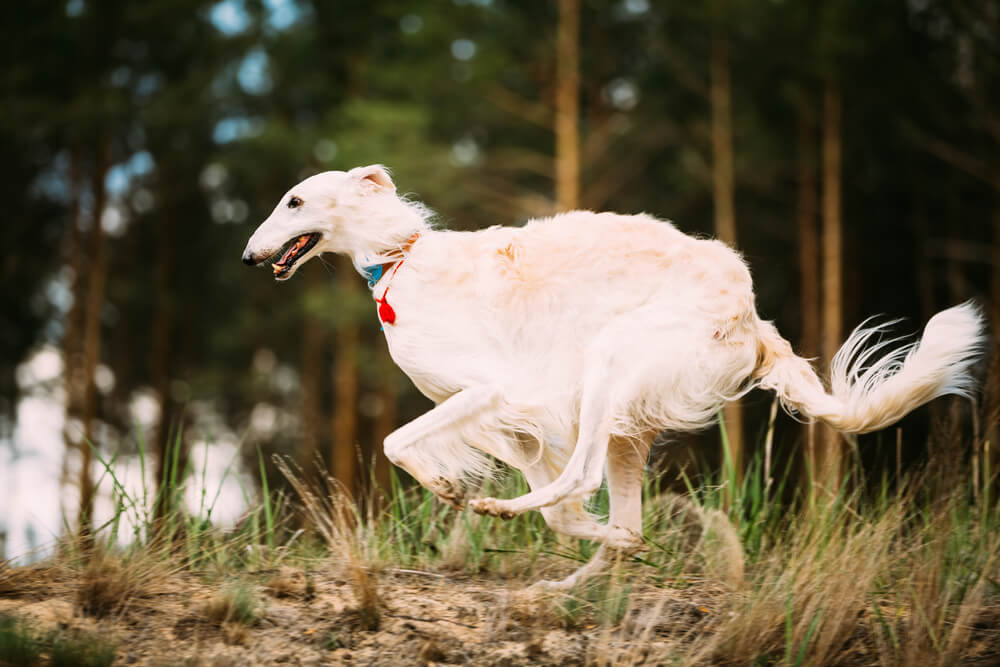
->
xmin=278 ymin=236 xmax=307 ymax=265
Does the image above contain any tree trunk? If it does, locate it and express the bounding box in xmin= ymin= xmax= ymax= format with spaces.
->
xmin=710 ymin=28 xmax=743 ymax=494
xmin=797 ymin=99 xmax=821 ymax=478
xmin=61 ymin=143 xmax=86 ymax=505
xmin=331 ymin=256 xmax=359 ymax=495
xmin=555 ymin=0 xmax=580 ymax=212
xmin=711 ymin=31 xmax=738 ymax=246
xmin=983 ymin=191 xmax=1000 ymax=478
xmin=373 ymin=346 xmax=398 ymax=498
xmin=819 ymin=80 xmax=843 ymax=488
xmin=150 ymin=207 xmax=174 ymax=517
xmin=78 ymin=134 xmax=111 ymax=533
xmin=298 ymin=264 xmax=325 ymax=480
xmin=797 ymin=104 xmax=820 ymax=360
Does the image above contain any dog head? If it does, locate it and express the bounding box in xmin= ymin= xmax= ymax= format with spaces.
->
xmin=241 ymin=164 xmax=400 ymax=281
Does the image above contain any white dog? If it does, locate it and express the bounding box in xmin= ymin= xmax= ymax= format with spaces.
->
xmin=243 ymin=165 xmax=984 ymax=588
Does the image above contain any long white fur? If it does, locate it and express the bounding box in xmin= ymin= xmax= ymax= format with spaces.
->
xmin=244 ymin=165 xmax=986 ymax=587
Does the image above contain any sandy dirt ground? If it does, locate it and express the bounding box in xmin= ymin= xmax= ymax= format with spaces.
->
xmin=0 ymin=563 xmax=719 ymax=666
xmin=5 ymin=561 xmax=999 ymax=666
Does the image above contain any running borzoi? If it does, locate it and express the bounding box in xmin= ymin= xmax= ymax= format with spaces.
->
xmin=242 ymin=164 xmax=984 ymax=589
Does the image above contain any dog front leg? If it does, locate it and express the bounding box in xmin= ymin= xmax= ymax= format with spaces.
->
xmin=383 ymin=385 xmax=501 ymax=507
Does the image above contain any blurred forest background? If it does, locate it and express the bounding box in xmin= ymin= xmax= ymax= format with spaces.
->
xmin=1 ymin=0 xmax=997 ymax=561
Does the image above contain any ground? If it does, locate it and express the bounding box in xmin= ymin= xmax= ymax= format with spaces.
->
xmin=0 ymin=562 xmax=724 ymax=666
xmin=3 ymin=475 xmax=999 ymax=665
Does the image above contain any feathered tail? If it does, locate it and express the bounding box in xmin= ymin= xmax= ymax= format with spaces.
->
xmin=753 ymin=302 xmax=985 ymax=434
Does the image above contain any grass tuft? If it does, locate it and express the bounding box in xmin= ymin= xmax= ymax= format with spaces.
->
xmin=0 ymin=614 xmax=42 ymax=666
xmin=264 ymin=566 xmax=309 ymax=599
xmin=76 ymin=556 xmax=139 ymax=618
xmin=276 ymin=457 xmax=382 ymax=631
xmin=48 ymin=628 xmax=117 ymax=667
xmin=204 ymin=581 xmax=260 ymax=626
xmin=0 ymin=614 xmax=115 ymax=667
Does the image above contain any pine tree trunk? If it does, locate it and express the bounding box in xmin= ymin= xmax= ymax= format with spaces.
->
xmin=711 ymin=31 xmax=737 ymax=246
xmin=983 ymin=191 xmax=1000 ymax=477
xmin=797 ymin=100 xmax=821 ymax=477
xmin=993 ymin=194 xmax=1000 ymax=356
xmin=331 ymin=256 xmax=359 ymax=494
xmin=151 ymin=208 xmax=174 ymax=517
xmin=819 ymin=80 xmax=843 ymax=488
xmin=555 ymin=0 xmax=580 ymax=212
xmin=78 ymin=134 xmax=111 ymax=533
xmin=797 ymin=104 xmax=820 ymax=360
xmin=710 ymin=28 xmax=743 ymax=493
xmin=373 ymin=346 xmax=398 ymax=497
xmin=298 ymin=264 xmax=325 ymax=480
xmin=61 ymin=143 xmax=86 ymax=502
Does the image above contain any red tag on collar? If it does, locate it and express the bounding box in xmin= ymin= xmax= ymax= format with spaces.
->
xmin=377 ymin=298 xmax=396 ymax=325
xmin=373 ymin=250 xmax=409 ymax=327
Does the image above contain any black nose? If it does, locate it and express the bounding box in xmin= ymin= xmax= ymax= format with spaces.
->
xmin=242 ymin=250 xmax=257 ymax=266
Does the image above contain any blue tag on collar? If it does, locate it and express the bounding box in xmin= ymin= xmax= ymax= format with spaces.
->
xmin=363 ymin=264 xmax=384 ymax=288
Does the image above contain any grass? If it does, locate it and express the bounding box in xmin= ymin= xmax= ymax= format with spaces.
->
xmin=203 ymin=581 xmax=261 ymax=626
xmin=0 ymin=614 xmax=42 ymax=665
xmin=0 ymin=613 xmax=115 ymax=667
xmin=48 ymin=628 xmax=117 ymax=667
xmin=1 ymin=424 xmax=997 ymax=664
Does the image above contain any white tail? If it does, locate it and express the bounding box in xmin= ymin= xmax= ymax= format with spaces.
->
xmin=755 ymin=302 xmax=985 ymax=434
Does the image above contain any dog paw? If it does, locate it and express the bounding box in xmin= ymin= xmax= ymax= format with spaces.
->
xmin=468 ymin=497 xmax=518 ymax=520
xmin=430 ymin=477 xmax=466 ymax=509
xmin=605 ymin=525 xmax=646 ymax=552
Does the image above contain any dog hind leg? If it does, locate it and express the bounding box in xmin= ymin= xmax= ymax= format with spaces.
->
xmin=469 ymin=364 xmax=614 ymax=518
xmin=469 ymin=317 xmax=646 ymax=518
xmin=519 ymin=458 xmax=607 ymax=542
xmin=532 ymin=434 xmax=652 ymax=591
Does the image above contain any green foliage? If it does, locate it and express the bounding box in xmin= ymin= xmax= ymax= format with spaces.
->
xmin=0 ymin=614 xmax=41 ymax=666
xmin=2 ymin=0 xmax=994 ymax=495
xmin=84 ymin=429 xmax=289 ymax=572
xmin=5 ymin=421 xmax=999 ymax=664
xmin=0 ymin=614 xmax=115 ymax=667
xmin=48 ymin=629 xmax=117 ymax=667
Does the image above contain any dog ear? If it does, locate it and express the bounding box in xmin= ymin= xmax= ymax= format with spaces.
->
xmin=352 ymin=164 xmax=395 ymax=193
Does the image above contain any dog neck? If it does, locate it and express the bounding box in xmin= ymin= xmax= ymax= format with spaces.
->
xmin=347 ymin=196 xmax=429 ymax=278
xmin=360 ymin=232 xmax=420 ymax=288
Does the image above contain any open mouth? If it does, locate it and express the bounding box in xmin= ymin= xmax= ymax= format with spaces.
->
xmin=271 ymin=233 xmax=321 ymax=279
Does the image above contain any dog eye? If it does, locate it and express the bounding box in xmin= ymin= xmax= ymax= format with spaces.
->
xmin=287 ymin=196 xmax=303 ymax=209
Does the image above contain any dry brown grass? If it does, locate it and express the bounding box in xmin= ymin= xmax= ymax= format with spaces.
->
xmin=0 ymin=563 xmax=69 ymax=600
xmin=202 ymin=581 xmax=260 ymax=626
xmin=2 ymin=441 xmax=997 ymax=665
xmin=75 ymin=553 xmax=165 ymax=619
xmin=581 ymin=488 xmax=1000 ymax=667
xmin=696 ymin=502 xmax=901 ymax=664
xmin=263 ymin=566 xmax=309 ymax=599
xmin=276 ymin=457 xmax=382 ymax=631
xmin=884 ymin=510 xmax=1000 ymax=667
xmin=645 ymin=490 xmax=746 ymax=589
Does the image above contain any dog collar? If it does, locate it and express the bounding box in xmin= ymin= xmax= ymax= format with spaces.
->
xmin=361 ymin=233 xmax=420 ymax=326
xmin=373 ymin=259 xmax=405 ymax=326
xmin=362 ymin=264 xmax=384 ymax=288
xmin=361 ymin=232 xmax=420 ymax=288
